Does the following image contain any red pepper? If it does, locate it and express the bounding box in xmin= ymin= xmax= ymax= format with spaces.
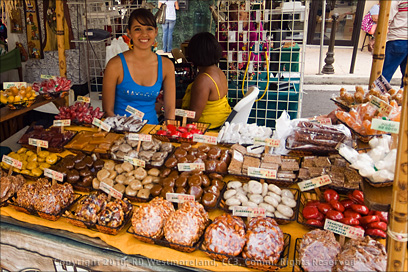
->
xmin=305 ymin=200 xmax=321 ymax=207
xmin=177 ymin=126 xmax=188 ymax=133
xmin=326 ymin=210 xmax=344 ymax=221
xmin=170 ymin=131 xmax=181 ymax=138
xmin=156 ymin=130 xmax=167 ymax=136
xmin=352 ymin=190 xmax=365 ymax=204
xmin=186 ymin=123 xmax=197 ymax=130
xmin=302 ymin=206 xmax=320 ymax=220
xmin=366 ymin=228 xmax=387 ymax=238
xmin=354 ymin=225 xmax=365 ymax=231
xmin=367 ymin=221 xmax=387 ymax=231
xmin=339 ymin=217 xmax=360 ymax=225
xmin=374 ymin=211 xmax=388 ymax=223
xmin=344 ymin=210 xmax=362 ymax=220
xmin=166 ymin=124 xmax=177 ymax=132
xmin=351 ymin=204 xmax=369 ymax=215
xmin=340 ymin=199 xmax=354 ymax=209
xmin=306 ymin=219 xmax=324 ymax=227
xmin=181 ymin=132 xmax=193 ymax=139
xmin=318 ymin=203 xmax=332 ymax=215
xmin=316 ymin=211 xmax=324 ymax=221
xmin=324 ymin=189 xmax=339 ymax=202
xmin=189 ymin=128 xmax=203 ymax=135
xmin=359 ymin=215 xmax=380 ymax=225
xmin=329 ymin=200 xmax=345 ymax=212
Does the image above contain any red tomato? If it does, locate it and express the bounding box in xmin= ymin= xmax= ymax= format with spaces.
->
xmin=359 ymin=215 xmax=380 ymax=225
xmin=326 ymin=210 xmax=344 ymax=221
xmin=329 ymin=200 xmax=345 ymax=212
xmin=351 ymin=204 xmax=369 ymax=215
xmin=339 ymin=217 xmax=360 ymax=225
xmin=306 ymin=219 xmax=324 ymax=227
xmin=352 ymin=190 xmax=365 ymax=204
xmin=305 ymin=200 xmax=321 ymax=207
xmin=367 ymin=221 xmax=387 ymax=231
xmin=366 ymin=228 xmax=386 ymax=238
xmin=340 ymin=199 xmax=354 ymax=209
xmin=344 ymin=210 xmax=362 ymax=219
xmin=374 ymin=211 xmax=388 ymax=223
xmin=324 ymin=189 xmax=339 ymax=202
xmin=317 ymin=203 xmax=332 ymax=215
xmin=302 ymin=206 xmax=320 ymax=220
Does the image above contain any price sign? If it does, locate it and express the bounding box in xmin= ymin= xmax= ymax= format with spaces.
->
xmin=92 ymin=118 xmax=111 ymax=132
xmin=247 ymin=167 xmax=277 ymax=179
xmin=177 ymin=163 xmax=205 ymax=172
xmin=29 ymin=138 xmax=49 ymax=148
xmin=371 ymin=75 xmax=392 ymax=93
xmin=369 ymin=96 xmax=393 ymax=117
xmin=371 ymin=118 xmax=400 ymax=134
xmin=126 ymin=105 xmax=145 ymax=119
xmin=99 ymin=182 xmax=123 ymax=199
xmin=297 ymin=175 xmax=332 ymax=191
xmin=232 ymin=206 xmax=266 ymax=217
xmin=128 ymin=133 xmax=152 ymax=142
xmin=77 ymin=96 xmax=91 ymax=103
xmin=166 ymin=193 xmax=195 ymax=203
xmin=193 ymin=134 xmax=217 ymax=145
xmin=324 ymin=218 xmax=364 ymax=239
xmin=233 ymin=150 xmax=244 ymax=162
xmin=53 ymin=119 xmax=71 ymax=127
xmin=253 ymin=138 xmax=281 ymax=147
xmin=41 ymin=75 xmax=56 ymax=79
xmin=2 ymin=155 xmax=22 ymax=169
xmin=175 ymin=109 xmax=196 ymax=119
xmin=3 ymin=82 xmax=27 ymax=89
xmin=44 ymin=168 xmax=64 ymax=182
xmin=124 ymin=156 xmax=146 ymax=168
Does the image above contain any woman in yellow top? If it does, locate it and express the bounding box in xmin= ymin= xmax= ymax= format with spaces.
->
xmin=182 ymin=32 xmax=231 ymax=129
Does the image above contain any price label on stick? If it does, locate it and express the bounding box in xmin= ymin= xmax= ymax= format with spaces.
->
xmin=41 ymin=75 xmax=56 ymax=80
xmin=3 ymin=82 xmax=27 ymax=89
xmin=124 ymin=156 xmax=146 ymax=168
xmin=125 ymin=105 xmax=145 ymax=119
xmin=324 ymin=218 xmax=364 ymax=239
xmin=297 ymin=175 xmax=332 ymax=191
xmin=193 ymin=134 xmax=217 ymax=145
xmin=233 ymin=206 xmax=266 ymax=217
xmin=92 ymin=118 xmax=111 ymax=132
xmin=371 ymin=118 xmax=400 ymax=134
xmin=44 ymin=168 xmax=64 ymax=182
xmin=77 ymin=96 xmax=91 ymax=103
xmin=29 ymin=138 xmax=49 ymax=148
xmin=253 ymin=138 xmax=281 ymax=147
xmin=128 ymin=133 xmax=152 ymax=142
xmin=53 ymin=119 xmax=71 ymax=127
xmin=2 ymin=155 xmax=22 ymax=169
xmin=369 ymin=96 xmax=393 ymax=117
xmin=177 ymin=163 xmax=205 ymax=172
xmin=175 ymin=109 xmax=196 ymax=119
xmin=247 ymin=167 xmax=277 ymax=179
xmin=166 ymin=193 xmax=195 ymax=203
xmin=99 ymin=182 xmax=123 ymax=199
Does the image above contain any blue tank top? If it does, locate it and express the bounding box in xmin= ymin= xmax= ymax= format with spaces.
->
xmin=114 ymin=53 xmax=162 ymax=124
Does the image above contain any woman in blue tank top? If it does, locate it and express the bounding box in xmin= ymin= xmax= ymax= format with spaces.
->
xmin=102 ymin=8 xmax=176 ymax=124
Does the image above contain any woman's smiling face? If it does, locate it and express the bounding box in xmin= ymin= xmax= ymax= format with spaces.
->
xmin=127 ymin=18 xmax=158 ymax=49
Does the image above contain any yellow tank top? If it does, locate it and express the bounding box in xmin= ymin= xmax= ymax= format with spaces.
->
xmin=182 ymin=73 xmax=231 ymax=129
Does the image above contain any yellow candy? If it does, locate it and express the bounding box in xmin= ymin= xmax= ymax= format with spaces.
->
xmin=21 ymin=161 xmax=28 ymax=170
xmin=37 ymin=156 xmax=45 ymax=163
xmin=17 ymin=147 xmax=27 ymax=154
xmin=31 ymin=168 xmax=42 ymax=177
xmin=13 ymin=168 xmax=21 ymax=173
xmin=46 ymin=154 xmax=58 ymax=165
xmin=26 ymin=150 xmax=35 ymax=157
xmin=26 ymin=161 xmax=37 ymax=170
xmin=27 ymin=154 xmax=37 ymax=162
xmin=21 ymin=169 xmax=31 ymax=175
xmin=38 ymin=150 xmax=50 ymax=158
xmin=39 ymin=163 xmax=51 ymax=170
xmin=2 ymin=162 xmax=10 ymax=170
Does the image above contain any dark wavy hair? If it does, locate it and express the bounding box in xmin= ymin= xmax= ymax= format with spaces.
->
xmin=188 ymin=32 xmax=222 ymax=67
xmin=127 ymin=8 xmax=157 ymax=30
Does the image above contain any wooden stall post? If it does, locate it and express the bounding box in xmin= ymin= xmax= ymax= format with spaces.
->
xmin=56 ymin=0 xmax=67 ymax=78
xmin=386 ymin=67 xmax=408 ymax=271
xmin=368 ymin=0 xmax=391 ymax=88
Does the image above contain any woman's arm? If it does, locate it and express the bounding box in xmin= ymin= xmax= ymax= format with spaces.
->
xmin=161 ymin=57 xmax=176 ymax=120
xmin=189 ymin=75 xmax=211 ymax=121
xmin=102 ymin=57 xmax=120 ymax=117
xmin=175 ymin=1 xmax=179 ymax=10
xmin=158 ymin=1 xmax=163 ymax=8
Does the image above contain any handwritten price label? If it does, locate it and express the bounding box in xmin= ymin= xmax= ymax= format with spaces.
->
xmin=177 ymin=163 xmax=205 ymax=172
xmin=53 ymin=119 xmax=71 ymax=127
xmin=77 ymin=96 xmax=91 ymax=103
xmin=193 ymin=134 xmax=217 ymax=145
xmin=99 ymin=182 xmax=123 ymax=199
xmin=233 ymin=206 xmax=266 ymax=217
xmin=298 ymin=175 xmax=332 ymax=191
xmin=3 ymin=82 xmax=28 ymax=89
xmin=247 ymin=167 xmax=277 ymax=179
xmin=29 ymin=138 xmax=49 ymax=148
xmin=124 ymin=156 xmax=146 ymax=168
xmin=369 ymin=96 xmax=393 ymax=117
xmin=253 ymin=138 xmax=281 ymax=147
xmin=175 ymin=109 xmax=196 ymax=119
xmin=44 ymin=168 xmax=64 ymax=182
xmin=41 ymin=75 xmax=56 ymax=79
xmin=324 ymin=219 xmax=364 ymax=239
xmin=128 ymin=133 xmax=152 ymax=142
xmin=125 ymin=105 xmax=145 ymax=119
xmin=92 ymin=118 xmax=111 ymax=132
xmin=166 ymin=193 xmax=195 ymax=203
xmin=371 ymin=118 xmax=399 ymax=134
xmin=2 ymin=155 xmax=22 ymax=169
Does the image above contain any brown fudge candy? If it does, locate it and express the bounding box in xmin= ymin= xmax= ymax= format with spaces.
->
xmin=301 ymin=156 xmax=316 ymax=168
xmin=242 ymin=156 xmax=260 ymax=175
xmin=277 ymin=171 xmax=296 ymax=179
xmin=231 ymin=144 xmax=247 ymax=155
xmin=260 ymin=162 xmax=279 ymax=170
xmin=344 ymin=168 xmax=362 ymax=188
xmin=308 ymin=167 xmax=326 ymax=178
xmin=328 ymin=172 xmax=345 ymax=187
xmin=228 ymin=159 xmax=243 ymax=175
xmin=263 ymin=154 xmax=282 ymax=165
xmin=333 ymin=158 xmax=347 ymax=167
xmin=281 ymin=160 xmax=299 ymax=171
xmin=314 ymin=157 xmax=332 ymax=167
xmin=298 ymin=168 xmax=311 ymax=180
xmin=330 ymin=165 xmax=344 ymax=174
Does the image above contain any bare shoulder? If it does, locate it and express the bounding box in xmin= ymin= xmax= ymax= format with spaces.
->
xmin=106 ymin=54 xmax=123 ymax=70
xmin=161 ymin=56 xmax=175 ymax=71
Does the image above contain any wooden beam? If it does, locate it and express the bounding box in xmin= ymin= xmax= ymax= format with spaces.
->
xmin=56 ymin=0 xmax=67 ymax=78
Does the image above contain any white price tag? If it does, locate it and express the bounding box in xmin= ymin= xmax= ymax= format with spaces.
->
xmin=324 ymin=218 xmax=364 ymax=239
xmin=126 ymin=105 xmax=145 ymax=119
xmin=247 ymin=167 xmax=277 ymax=179
xmin=371 ymin=118 xmax=399 ymax=134
xmin=177 ymin=163 xmax=205 ymax=172
xmin=369 ymin=96 xmax=393 ymax=117
xmin=92 ymin=118 xmax=111 ymax=132
xmin=3 ymin=82 xmax=27 ymax=89
xmin=253 ymin=138 xmax=281 ymax=147
xmin=99 ymin=182 xmax=123 ymax=199
xmin=232 ymin=206 xmax=266 ymax=217
xmin=77 ymin=96 xmax=91 ymax=103
xmin=192 ymin=134 xmax=217 ymax=145
xmin=128 ymin=133 xmax=152 ymax=142
xmin=41 ymin=75 xmax=56 ymax=79
xmin=175 ymin=109 xmax=196 ymax=119
xmin=124 ymin=156 xmax=146 ymax=168
xmin=44 ymin=168 xmax=64 ymax=182
xmin=2 ymin=155 xmax=22 ymax=169
xmin=166 ymin=193 xmax=195 ymax=203
xmin=53 ymin=119 xmax=71 ymax=127
xmin=29 ymin=138 xmax=49 ymax=148
xmin=298 ymin=175 xmax=332 ymax=191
